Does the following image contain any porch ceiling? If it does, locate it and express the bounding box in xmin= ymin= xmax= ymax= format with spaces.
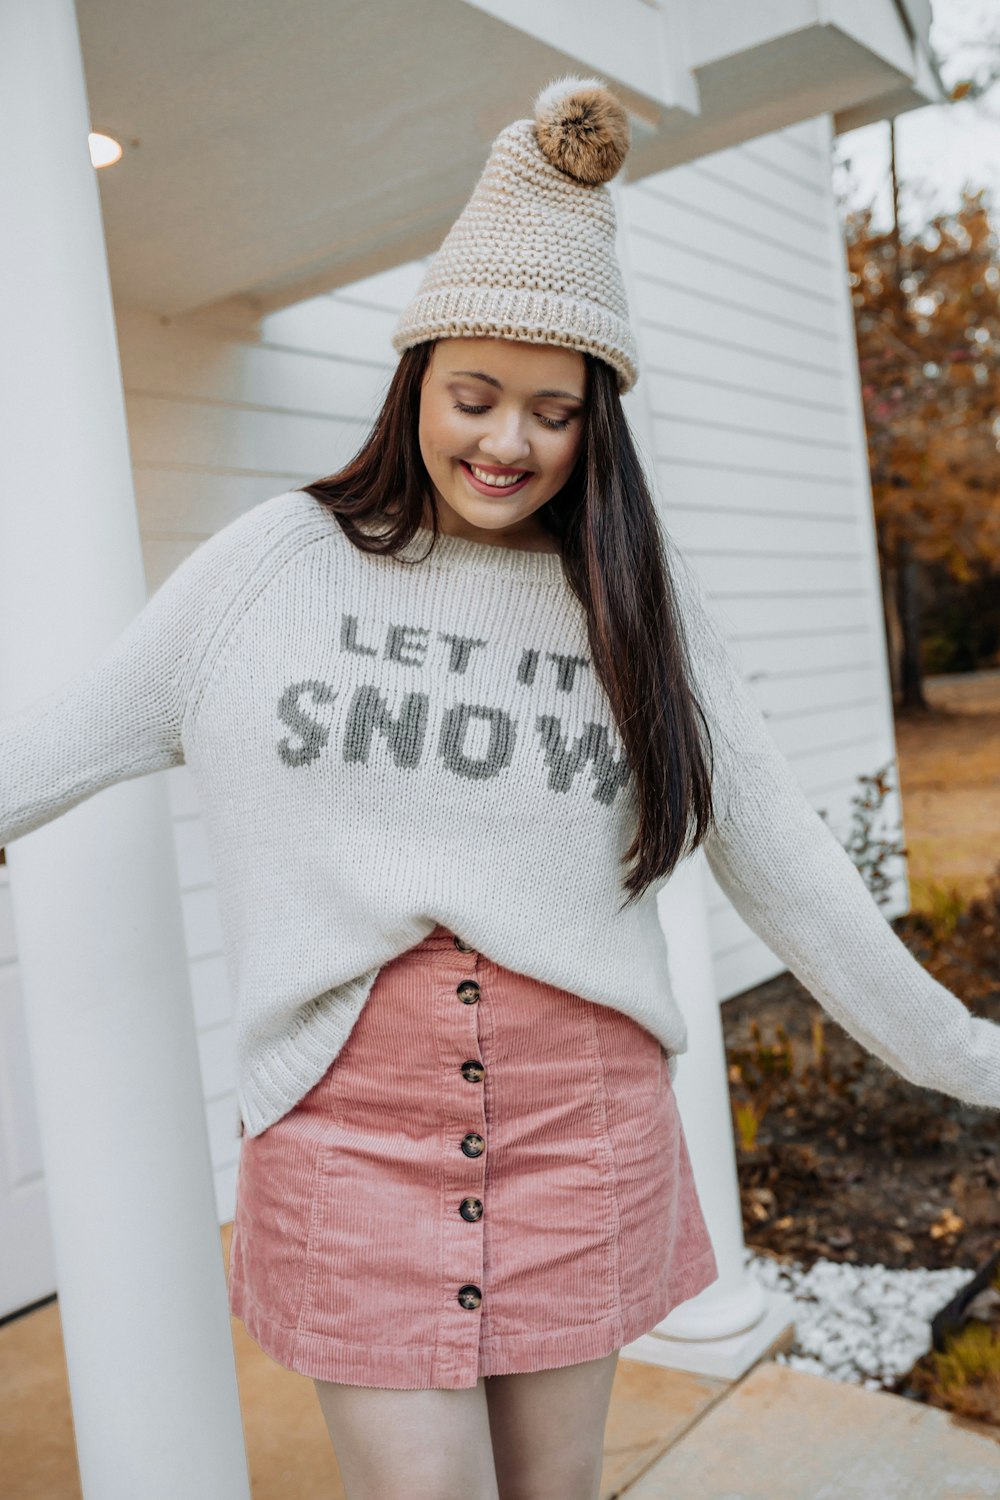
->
xmin=75 ymin=0 xmax=944 ymax=320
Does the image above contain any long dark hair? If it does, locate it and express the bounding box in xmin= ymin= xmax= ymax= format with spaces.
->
xmin=297 ymin=341 xmax=718 ymax=906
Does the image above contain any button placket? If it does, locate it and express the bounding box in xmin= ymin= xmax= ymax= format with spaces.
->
xmin=442 ymin=944 xmax=487 ymax=1334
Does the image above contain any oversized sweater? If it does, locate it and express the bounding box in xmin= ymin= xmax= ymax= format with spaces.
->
xmin=2 ymin=488 xmax=998 ymax=1136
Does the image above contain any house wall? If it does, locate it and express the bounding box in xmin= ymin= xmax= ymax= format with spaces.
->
xmin=0 ymin=111 xmax=905 ymax=1226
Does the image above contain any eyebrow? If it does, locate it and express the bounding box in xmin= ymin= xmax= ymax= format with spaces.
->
xmin=449 ymin=370 xmax=584 ymax=402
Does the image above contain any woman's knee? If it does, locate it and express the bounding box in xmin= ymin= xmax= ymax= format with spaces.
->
xmin=313 ymin=1377 xmax=500 ymax=1500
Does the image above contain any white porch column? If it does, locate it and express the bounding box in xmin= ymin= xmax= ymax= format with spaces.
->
xmin=619 ymin=847 xmax=795 ymax=1379
xmin=629 ymin=849 xmax=795 ymax=1377
xmin=0 ymin=4 xmax=250 ymax=1497
xmin=612 ymin=180 xmax=794 ymax=1378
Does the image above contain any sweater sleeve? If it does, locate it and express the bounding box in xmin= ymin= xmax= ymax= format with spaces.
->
xmin=0 ymin=496 xmax=290 ymax=851
xmin=666 ymin=539 xmax=1000 ymax=1112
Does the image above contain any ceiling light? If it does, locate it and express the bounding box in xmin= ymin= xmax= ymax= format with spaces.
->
xmin=89 ymin=132 xmax=122 ymax=169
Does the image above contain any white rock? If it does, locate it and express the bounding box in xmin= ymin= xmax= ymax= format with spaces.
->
xmin=745 ymin=1250 xmax=971 ymax=1387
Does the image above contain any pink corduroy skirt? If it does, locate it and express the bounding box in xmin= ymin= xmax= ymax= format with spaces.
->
xmin=227 ymin=924 xmax=719 ymax=1390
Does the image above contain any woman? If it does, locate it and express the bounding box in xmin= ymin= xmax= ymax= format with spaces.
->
xmin=1 ymin=77 xmax=997 ymax=1500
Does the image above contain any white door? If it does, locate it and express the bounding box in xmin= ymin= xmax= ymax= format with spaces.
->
xmin=0 ymin=864 xmax=56 ymax=1318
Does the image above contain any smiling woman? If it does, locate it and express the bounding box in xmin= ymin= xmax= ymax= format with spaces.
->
xmin=417 ymin=339 xmax=587 ymax=549
xmin=276 ymin=78 xmax=731 ymax=1476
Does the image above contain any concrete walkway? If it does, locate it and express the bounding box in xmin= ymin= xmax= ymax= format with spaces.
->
xmin=620 ymin=1359 xmax=1000 ymax=1499
xmin=3 ymin=1224 xmax=998 ymax=1497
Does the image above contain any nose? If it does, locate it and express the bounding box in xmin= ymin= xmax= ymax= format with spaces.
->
xmin=479 ymin=409 xmax=531 ymax=468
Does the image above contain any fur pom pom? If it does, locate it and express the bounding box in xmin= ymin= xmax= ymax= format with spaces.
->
xmin=533 ymin=75 xmax=630 ymax=185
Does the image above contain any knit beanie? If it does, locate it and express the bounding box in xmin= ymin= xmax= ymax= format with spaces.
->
xmin=390 ymin=76 xmax=639 ymax=393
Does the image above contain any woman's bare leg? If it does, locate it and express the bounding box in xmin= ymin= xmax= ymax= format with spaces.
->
xmin=314 ymin=1377 xmax=500 ymax=1500
xmin=484 ymin=1350 xmax=620 ymax=1500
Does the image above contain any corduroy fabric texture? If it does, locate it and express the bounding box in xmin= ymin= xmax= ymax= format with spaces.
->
xmin=1 ymin=487 xmax=999 ymax=1134
xmin=226 ymin=924 xmax=718 ymax=1389
xmin=390 ymin=103 xmax=639 ymax=391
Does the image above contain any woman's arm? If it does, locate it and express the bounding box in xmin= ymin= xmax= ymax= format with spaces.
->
xmin=0 ymin=493 xmax=294 ymax=851
xmin=1 ymin=585 xmax=193 ymax=848
xmin=667 ymin=538 xmax=1000 ymax=1112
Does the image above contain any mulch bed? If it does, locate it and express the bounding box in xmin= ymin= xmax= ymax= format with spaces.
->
xmin=722 ymin=871 xmax=1000 ymax=1274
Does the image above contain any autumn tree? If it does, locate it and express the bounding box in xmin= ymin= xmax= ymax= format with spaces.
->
xmin=841 ymin=113 xmax=1000 ymax=707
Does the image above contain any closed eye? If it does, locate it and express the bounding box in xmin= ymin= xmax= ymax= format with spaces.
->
xmin=452 ymin=401 xmax=573 ymax=431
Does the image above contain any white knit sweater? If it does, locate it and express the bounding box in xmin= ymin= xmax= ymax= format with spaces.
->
xmin=2 ymin=488 xmax=998 ymax=1135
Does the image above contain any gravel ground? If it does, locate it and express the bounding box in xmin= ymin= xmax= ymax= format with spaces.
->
xmin=744 ymin=1246 xmax=971 ymax=1392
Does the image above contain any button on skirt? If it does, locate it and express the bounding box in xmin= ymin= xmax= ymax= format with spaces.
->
xmin=227 ymin=925 xmax=719 ymax=1390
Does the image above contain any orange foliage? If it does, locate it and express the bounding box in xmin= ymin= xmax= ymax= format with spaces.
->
xmin=845 ymin=192 xmax=1000 ymax=584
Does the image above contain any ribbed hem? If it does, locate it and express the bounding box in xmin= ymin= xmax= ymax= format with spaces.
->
xmin=391 ymin=286 xmax=638 ymax=393
xmin=238 ymin=969 xmax=380 ymax=1137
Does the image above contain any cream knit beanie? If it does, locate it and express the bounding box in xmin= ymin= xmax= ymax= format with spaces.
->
xmin=391 ymin=76 xmax=639 ymax=393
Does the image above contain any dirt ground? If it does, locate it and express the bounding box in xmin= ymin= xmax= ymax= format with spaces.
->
xmin=724 ymin=668 xmax=1000 ymax=1276
xmin=723 ymin=965 xmax=1000 ymax=1272
xmin=893 ymin=669 xmax=1000 ymax=909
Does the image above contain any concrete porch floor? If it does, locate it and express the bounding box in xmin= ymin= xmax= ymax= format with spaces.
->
xmin=3 ymin=1224 xmax=999 ymax=1499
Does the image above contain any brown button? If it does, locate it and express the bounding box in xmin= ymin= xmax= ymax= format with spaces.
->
xmin=453 ymin=935 xmax=475 ymax=953
xmin=460 ymin=1197 xmax=484 ymax=1222
xmin=461 ymin=1132 xmax=485 ymax=1158
xmin=461 ymin=1059 xmax=484 ymax=1083
xmin=457 ymin=1284 xmax=482 ymax=1309
xmin=457 ymin=980 xmax=480 ymax=1005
